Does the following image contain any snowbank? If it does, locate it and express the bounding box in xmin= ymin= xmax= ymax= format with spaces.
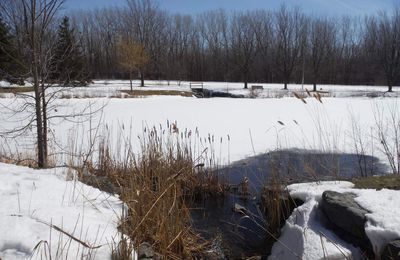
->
xmin=354 ymin=189 xmax=400 ymax=254
xmin=0 ymin=80 xmax=11 ymax=88
xmin=0 ymin=163 xmax=125 ymax=259
xmin=270 ymin=181 xmax=400 ymax=259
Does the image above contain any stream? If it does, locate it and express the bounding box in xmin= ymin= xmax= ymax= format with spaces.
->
xmin=190 ymin=149 xmax=388 ymax=259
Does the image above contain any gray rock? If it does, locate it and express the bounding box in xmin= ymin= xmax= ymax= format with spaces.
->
xmin=138 ymin=242 xmax=163 ymax=260
xmin=138 ymin=242 xmax=154 ymax=258
xmin=320 ymin=190 xmax=372 ymax=251
xmin=381 ymin=240 xmax=400 ymax=260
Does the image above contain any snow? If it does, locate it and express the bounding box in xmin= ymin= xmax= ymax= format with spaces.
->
xmin=270 ymin=181 xmax=400 ymax=259
xmin=0 ymin=81 xmax=11 ymax=88
xmin=1 ymin=91 xmax=398 ymax=168
xmin=19 ymin=80 xmax=396 ymax=99
xmin=0 ymin=163 xmax=125 ymax=259
xmin=354 ymin=189 xmax=400 ymax=254
xmin=0 ymin=80 xmax=33 ymax=89
xmin=0 ymin=80 xmax=399 ymax=258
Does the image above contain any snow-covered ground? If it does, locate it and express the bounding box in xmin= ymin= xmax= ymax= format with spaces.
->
xmin=0 ymin=81 xmax=399 ymax=167
xmin=0 ymin=80 xmax=399 ymax=259
xmin=2 ymin=79 xmax=398 ymax=99
xmin=53 ymin=80 xmax=400 ymax=99
xmin=270 ymin=181 xmax=400 ymax=260
xmin=0 ymin=163 xmax=125 ymax=259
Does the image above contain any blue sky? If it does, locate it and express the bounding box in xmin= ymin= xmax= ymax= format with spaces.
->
xmin=64 ymin=0 xmax=394 ymax=16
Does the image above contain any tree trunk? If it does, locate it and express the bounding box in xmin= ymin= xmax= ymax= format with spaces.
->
xmin=30 ymin=1 xmax=45 ymax=168
xmin=140 ymin=72 xmax=144 ymax=87
xmin=42 ymin=83 xmax=48 ymax=167
xmin=313 ymin=69 xmax=319 ymax=91
xmin=244 ymin=70 xmax=249 ymax=89
xmin=387 ymin=78 xmax=393 ymax=92
xmin=284 ymin=81 xmax=288 ymax=90
xmin=33 ymin=61 xmax=45 ymax=168
xmin=129 ymin=71 xmax=133 ymax=91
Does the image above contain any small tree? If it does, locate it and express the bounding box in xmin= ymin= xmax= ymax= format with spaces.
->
xmin=51 ymin=16 xmax=88 ymax=85
xmin=117 ymin=40 xmax=149 ymax=89
xmin=0 ymin=0 xmax=95 ymax=168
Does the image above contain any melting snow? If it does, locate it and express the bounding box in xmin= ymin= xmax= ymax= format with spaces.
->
xmin=270 ymin=181 xmax=400 ymax=259
xmin=0 ymin=163 xmax=125 ymax=259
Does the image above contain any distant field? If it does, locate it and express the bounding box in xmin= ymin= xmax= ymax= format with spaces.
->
xmin=120 ymin=89 xmax=193 ymax=97
xmin=0 ymin=87 xmax=34 ymax=93
xmin=353 ymin=174 xmax=400 ymax=190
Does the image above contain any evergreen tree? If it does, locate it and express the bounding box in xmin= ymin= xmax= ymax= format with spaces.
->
xmin=0 ymin=16 xmax=17 ymax=81
xmin=51 ymin=16 xmax=89 ymax=85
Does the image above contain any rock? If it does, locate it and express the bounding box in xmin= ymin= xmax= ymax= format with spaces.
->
xmin=381 ymin=240 xmax=400 ymax=260
xmin=138 ymin=242 xmax=162 ymax=260
xmin=320 ymin=190 xmax=372 ymax=251
xmin=138 ymin=242 xmax=154 ymax=259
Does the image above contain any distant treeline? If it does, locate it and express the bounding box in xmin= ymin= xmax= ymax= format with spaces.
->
xmin=1 ymin=0 xmax=400 ymax=91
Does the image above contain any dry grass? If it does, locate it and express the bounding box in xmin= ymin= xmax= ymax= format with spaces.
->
xmin=83 ymin=124 xmax=224 ymax=259
xmin=352 ymin=174 xmax=400 ymax=190
xmin=120 ymin=89 xmax=193 ymax=97
xmin=262 ymin=159 xmax=293 ymax=237
xmin=0 ymin=156 xmax=37 ymax=168
xmin=0 ymin=86 xmax=34 ymax=93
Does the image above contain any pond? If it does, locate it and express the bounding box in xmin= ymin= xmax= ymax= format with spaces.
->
xmin=190 ymin=149 xmax=388 ymax=259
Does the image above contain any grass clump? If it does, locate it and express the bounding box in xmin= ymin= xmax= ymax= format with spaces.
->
xmin=352 ymin=174 xmax=400 ymax=190
xmin=86 ymin=124 xmax=222 ymax=259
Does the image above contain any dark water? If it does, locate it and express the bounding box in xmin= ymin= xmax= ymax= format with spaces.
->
xmin=190 ymin=149 xmax=388 ymax=259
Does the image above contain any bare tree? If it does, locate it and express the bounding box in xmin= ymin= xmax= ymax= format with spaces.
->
xmin=308 ymin=17 xmax=335 ymax=91
xmin=250 ymin=10 xmax=274 ymax=82
xmin=230 ymin=12 xmax=257 ymax=89
xmin=0 ymin=0 xmax=65 ymax=168
xmin=275 ymin=5 xmax=307 ymax=90
xmin=3 ymin=2 xmax=394 ymax=90
xmin=335 ymin=17 xmax=362 ymax=85
xmin=198 ymin=9 xmax=229 ymax=81
xmin=125 ymin=0 xmax=165 ymax=86
xmin=163 ymin=14 xmax=194 ymax=83
xmin=366 ymin=8 xmax=400 ymax=92
xmin=1 ymin=0 xmax=96 ymax=168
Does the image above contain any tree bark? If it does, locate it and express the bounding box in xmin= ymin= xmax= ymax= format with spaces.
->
xmin=42 ymin=83 xmax=48 ymax=167
xmin=140 ymin=71 xmax=144 ymax=87
xmin=30 ymin=0 xmax=45 ymax=168
xmin=129 ymin=71 xmax=133 ymax=91
xmin=33 ymin=66 xmax=45 ymax=168
xmin=244 ymin=72 xmax=248 ymax=89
